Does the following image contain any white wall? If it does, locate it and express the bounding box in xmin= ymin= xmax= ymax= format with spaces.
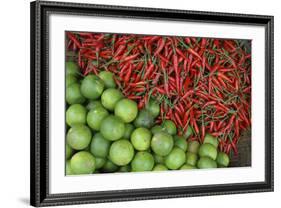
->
xmin=0 ymin=0 xmax=279 ymax=207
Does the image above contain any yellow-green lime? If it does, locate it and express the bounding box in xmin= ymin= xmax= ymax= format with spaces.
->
xmin=95 ymin=157 xmax=106 ymax=169
xmin=153 ymin=154 xmax=165 ymax=164
xmin=66 ymin=61 xmax=79 ymax=76
xmin=131 ymin=151 xmax=154 ymax=172
xmin=109 ymin=140 xmax=134 ymax=166
xmin=151 ymin=132 xmax=174 ymax=156
xmin=198 ymin=143 xmax=218 ymax=160
xmin=164 ymin=147 xmax=186 ymax=170
xmin=102 ymin=160 xmax=119 ymax=173
xmin=163 ymin=120 xmax=177 ymax=135
xmin=187 ymin=140 xmax=200 ymax=154
xmin=114 ymin=98 xmax=138 ymax=123
xmin=174 ymin=136 xmax=188 ymax=151
xmin=183 ymin=125 xmax=193 ymax=139
xmin=66 ymin=104 xmax=87 ymax=126
xmin=80 ymin=74 xmax=104 ymax=99
xmin=66 ymin=74 xmax=77 ymax=87
xmin=66 ymin=83 xmax=85 ymax=104
xmin=216 ymin=152 xmax=230 ymax=167
xmin=153 ymin=164 xmax=168 ymax=171
xmin=145 ymin=98 xmax=160 ymax=118
xmin=118 ymin=165 xmax=131 ymax=172
xmin=66 ymin=160 xmax=73 ymax=175
xmin=197 ymin=157 xmax=217 ymax=169
xmin=98 ymin=71 xmax=116 ymax=88
xmin=100 ymin=115 xmax=125 ymax=141
xmin=151 ymin=125 xmax=166 ymax=135
xmin=66 ymin=143 xmax=73 ymax=160
xmin=90 ymin=133 xmax=111 ymax=158
xmin=130 ymin=127 xmax=152 ymax=151
xmin=186 ymin=152 xmax=198 ymax=166
xmin=70 ymin=151 xmax=96 ymax=174
xmin=203 ymin=134 xmax=219 ymax=148
xmin=101 ymin=88 xmax=123 ymax=111
xmin=123 ymin=124 xmax=135 ymax=140
xmin=180 ymin=164 xmax=196 ymax=170
xmin=86 ymin=100 xmax=103 ymax=111
xmin=86 ymin=105 xmax=109 ymax=131
xmin=67 ymin=124 xmax=92 ymax=150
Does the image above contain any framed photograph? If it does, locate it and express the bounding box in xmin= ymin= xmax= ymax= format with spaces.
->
xmin=30 ymin=0 xmax=274 ymax=207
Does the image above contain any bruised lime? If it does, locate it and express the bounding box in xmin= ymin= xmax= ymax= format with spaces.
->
xmin=151 ymin=132 xmax=174 ymax=156
xmin=109 ymin=140 xmax=134 ymax=166
xmin=87 ymin=106 xmax=109 ymax=131
xmin=203 ymin=134 xmax=219 ymax=148
xmin=67 ymin=124 xmax=92 ymax=150
xmin=66 ymin=83 xmax=85 ymax=105
xmin=186 ymin=152 xmax=198 ymax=166
xmin=130 ymin=127 xmax=152 ymax=151
xmin=101 ymin=88 xmax=123 ymax=111
xmin=153 ymin=164 xmax=168 ymax=171
xmin=80 ymin=74 xmax=104 ymax=99
xmin=163 ymin=120 xmax=177 ymax=135
xmin=197 ymin=157 xmax=217 ymax=169
xmin=114 ymin=98 xmax=138 ymax=123
xmin=66 ymin=104 xmax=87 ymax=126
xmin=187 ymin=140 xmax=200 ymax=154
xmin=98 ymin=71 xmax=116 ymax=88
xmin=131 ymin=151 xmax=154 ymax=172
xmin=164 ymin=147 xmax=186 ymax=170
xmin=90 ymin=133 xmax=111 ymax=158
xmin=198 ymin=143 xmax=218 ymax=160
xmin=216 ymin=152 xmax=230 ymax=167
xmin=100 ymin=115 xmax=125 ymax=141
xmin=70 ymin=151 xmax=96 ymax=174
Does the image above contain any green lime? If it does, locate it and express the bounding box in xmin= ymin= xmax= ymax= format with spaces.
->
xmin=102 ymin=160 xmax=119 ymax=173
xmin=66 ymin=83 xmax=85 ymax=105
xmin=66 ymin=104 xmax=87 ymax=126
xmin=151 ymin=132 xmax=174 ymax=156
xmin=100 ymin=115 xmax=125 ymax=141
xmin=131 ymin=127 xmax=152 ymax=151
xmin=163 ymin=120 xmax=177 ymax=135
xmin=70 ymin=151 xmax=96 ymax=174
xmin=133 ymin=109 xmax=154 ymax=129
xmin=115 ymin=99 xmax=138 ymax=123
xmin=80 ymin=74 xmax=104 ymax=99
xmin=101 ymin=88 xmax=123 ymax=111
xmin=164 ymin=147 xmax=186 ymax=170
xmin=153 ymin=154 xmax=165 ymax=164
xmin=197 ymin=157 xmax=217 ymax=169
xmin=95 ymin=157 xmax=106 ymax=169
xmin=153 ymin=164 xmax=168 ymax=171
xmin=98 ymin=71 xmax=116 ymax=88
xmin=151 ymin=125 xmax=166 ymax=135
xmin=183 ymin=125 xmax=193 ymax=139
xmin=66 ymin=160 xmax=74 ymax=175
xmin=87 ymin=106 xmax=109 ymax=131
xmin=187 ymin=140 xmax=200 ymax=154
xmin=90 ymin=133 xmax=111 ymax=158
xmin=66 ymin=143 xmax=73 ymax=160
xmin=186 ymin=152 xmax=198 ymax=166
xmin=180 ymin=164 xmax=196 ymax=170
xmin=216 ymin=152 xmax=230 ymax=167
xmin=67 ymin=124 xmax=92 ymax=150
xmin=86 ymin=100 xmax=103 ymax=111
xmin=203 ymin=134 xmax=219 ymax=148
xmin=145 ymin=99 xmax=160 ymax=118
xmin=174 ymin=136 xmax=188 ymax=152
xmin=198 ymin=143 xmax=218 ymax=160
xmin=66 ymin=61 xmax=79 ymax=76
xmin=131 ymin=151 xmax=154 ymax=172
xmin=66 ymin=74 xmax=78 ymax=87
xmin=109 ymin=140 xmax=134 ymax=166
xmin=123 ymin=124 xmax=135 ymax=140
xmin=118 ymin=165 xmax=131 ymax=172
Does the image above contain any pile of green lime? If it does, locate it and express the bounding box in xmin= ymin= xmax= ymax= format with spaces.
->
xmin=65 ymin=62 xmax=229 ymax=175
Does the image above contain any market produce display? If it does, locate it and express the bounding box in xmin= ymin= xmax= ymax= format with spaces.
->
xmin=65 ymin=32 xmax=251 ymax=175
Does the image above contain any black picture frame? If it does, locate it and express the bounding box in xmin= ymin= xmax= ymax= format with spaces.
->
xmin=30 ymin=1 xmax=274 ymax=207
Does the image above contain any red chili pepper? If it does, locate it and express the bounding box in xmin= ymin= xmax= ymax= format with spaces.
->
xmin=154 ymin=38 xmax=165 ymax=56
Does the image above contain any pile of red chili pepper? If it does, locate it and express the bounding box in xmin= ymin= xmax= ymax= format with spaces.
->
xmin=66 ymin=32 xmax=251 ymax=156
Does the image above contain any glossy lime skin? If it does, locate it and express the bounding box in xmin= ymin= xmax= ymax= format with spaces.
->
xmin=151 ymin=132 xmax=174 ymax=156
xmin=66 ymin=160 xmax=74 ymax=175
xmin=130 ymin=127 xmax=152 ymax=151
xmin=66 ymin=74 xmax=78 ymax=87
xmin=66 ymin=61 xmax=79 ymax=76
xmin=216 ymin=152 xmax=230 ymax=167
xmin=131 ymin=151 xmax=155 ymax=172
xmin=163 ymin=120 xmax=177 ymax=135
xmin=133 ymin=109 xmax=154 ymax=129
xmin=98 ymin=71 xmax=116 ymax=88
xmin=180 ymin=164 xmax=196 ymax=170
xmin=66 ymin=143 xmax=73 ymax=160
xmin=102 ymin=160 xmax=119 ymax=173
xmin=203 ymin=134 xmax=219 ymax=148
xmin=70 ymin=151 xmax=96 ymax=174
xmin=86 ymin=106 xmax=109 ymax=131
xmin=66 ymin=83 xmax=85 ymax=105
xmin=174 ymin=136 xmax=188 ymax=152
xmin=153 ymin=164 xmax=168 ymax=171
xmin=164 ymin=147 xmax=186 ymax=170
xmin=197 ymin=157 xmax=217 ymax=169
xmin=95 ymin=157 xmax=106 ymax=169
xmin=80 ymin=75 xmax=104 ymax=100
xmin=100 ymin=115 xmax=125 ymax=141
xmin=198 ymin=143 xmax=218 ymax=160
xmin=186 ymin=152 xmax=198 ymax=166
xmin=145 ymin=99 xmax=160 ymax=118
xmin=67 ymin=124 xmax=92 ymax=150
xmin=66 ymin=104 xmax=87 ymax=126
xmin=109 ymin=140 xmax=134 ymax=166
xmin=114 ymin=98 xmax=138 ymax=123
xmin=90 ymin=133 xmax=111 ymax=158
xmin=187 ymin=140 xmax=200 ymax=154
xmin=86 ymin=100 xmax=103 ymax=111
xmin=101 ymin=88 xmax=123 ymax=111
xmin=123 ymin=124 xmax=135 ymax=140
